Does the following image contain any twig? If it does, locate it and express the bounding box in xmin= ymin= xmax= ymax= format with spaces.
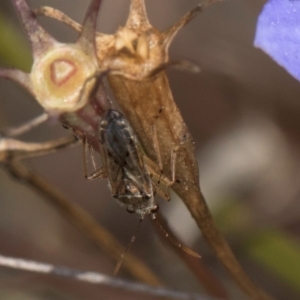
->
xmin=154 ymin=213 xmax=229 ymax=299
xmin=1 ymin=112 xmax=48 ymax=137
xmin=0 ymin=136 xmax=78 ymax=162
xmin=0 ymin=254 xmax=221 ymax=300
xmin=4 ymin=161 xmax=161 ymax=286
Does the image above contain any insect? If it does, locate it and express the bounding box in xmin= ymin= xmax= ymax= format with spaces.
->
xmin=97 ymin=109 xmax=158 ymax=216
xmin=83 ymin=108 xmax=200 ymax=274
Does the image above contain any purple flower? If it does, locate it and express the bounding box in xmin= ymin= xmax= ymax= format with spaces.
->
xmin=254 ymin=0 xmax=300 ymax=81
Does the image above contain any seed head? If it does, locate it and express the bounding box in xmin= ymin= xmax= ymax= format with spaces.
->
xmin=0 ymin=0 xmax=103 ymax=114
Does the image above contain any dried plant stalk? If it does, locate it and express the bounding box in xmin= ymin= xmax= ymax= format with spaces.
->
xmin=154 ymin=213 xmax=229 ymax=300
xmin=0 ymin=136 xmax=77 ymax=162
xmin=0 ymin=253 xmax=219 ymax=300
xmin=5 ymin=161 xmax=162 ymax=286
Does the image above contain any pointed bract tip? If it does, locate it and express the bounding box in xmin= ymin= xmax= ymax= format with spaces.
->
xmin=12 ymin=0 xmax=56 ymax=58
xmin=178 ymin=60 xmax=201 ymax=73
xmin=162 ymin=0 xmax=221 ymax=51
xmin=162 ymin=4 xmax=203 ymax=50
xmin=168 ymin=60 xmax=201 ymax=73
xmin=126 ymin=0 xmax=150 ymax=29
xmin=77 ymin=0 xmax=103 ymax=57
xmin=204 ymin=0 xmax=223 ymax=8
xmin=148 ymin=60 xmax=200 ymax=78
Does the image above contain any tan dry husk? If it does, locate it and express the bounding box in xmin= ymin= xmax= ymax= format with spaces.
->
xmin=103 ymin=2 xmax=273 ymax=299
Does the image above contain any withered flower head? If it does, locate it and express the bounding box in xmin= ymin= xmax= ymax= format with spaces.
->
xmin=102 ymin=0 xmax=203 ymax=79
xmin=0 ymin=0 xmax=103 ymax=113
xmin=35 ymin=0 xmax=218 ymax=80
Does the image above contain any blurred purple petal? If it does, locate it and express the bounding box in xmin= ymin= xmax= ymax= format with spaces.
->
xmin=254 ymin=0 xmax=300 ymax=81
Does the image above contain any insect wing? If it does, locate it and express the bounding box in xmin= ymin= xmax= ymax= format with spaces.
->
xmin=100 ymin=110 xmax=151 ymax=196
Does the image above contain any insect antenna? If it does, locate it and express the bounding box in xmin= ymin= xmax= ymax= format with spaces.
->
xmin=152 ymin=213 xmax=201 ymax=258
xmin=114 ymin=217 xmax=144 ymax=276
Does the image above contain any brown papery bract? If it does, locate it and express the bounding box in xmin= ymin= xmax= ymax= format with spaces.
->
xmin=105 ymin=2 xmax=273 ymax=299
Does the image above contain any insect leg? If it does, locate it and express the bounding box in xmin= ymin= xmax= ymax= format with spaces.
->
xmin=152 ymin=213 xmax=200 ymax=259
xmin=143 ymin=156 xmax=172 ymax=201
xmin=151 ymin=123 xmax=163 ymax=171
xmin=169 ymin=132 xmax=188 ymax=184
xmin=144 ymin=130 xmax=187 ymax=202
xmin=82 ymin=137 xmax=107 ymax=180
xmin=114 ymin=216 xmax=144 ymax=276
xmin=86 ymin=167 xmax=107 ymax=180
xmin=150 ymin=108 xmax=187 ymax=186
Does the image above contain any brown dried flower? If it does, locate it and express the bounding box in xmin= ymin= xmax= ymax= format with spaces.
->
xmin=0 ymin=0 xmax=102 ymax=114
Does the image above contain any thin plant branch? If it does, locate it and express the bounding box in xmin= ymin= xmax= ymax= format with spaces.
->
xmin=154 ymin=213 xmax=229 ymax=300
xmin=4 ymin=161 xmax=161 ymax=286
xmin=1 ymin=112 xmax=48 ymax=137
xmin=0 ymin=254 xmax=220 ymax=300
xmin=0 ymin=136 xmax=78 ymax=162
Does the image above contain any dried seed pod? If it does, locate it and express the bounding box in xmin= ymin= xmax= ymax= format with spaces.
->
xmin=0 ymin=0 xmax=102 ymax=114
xmin=107 ymin=3 xmax=272 ymax=299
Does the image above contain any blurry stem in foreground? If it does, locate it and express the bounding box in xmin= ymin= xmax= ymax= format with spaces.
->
xmin=154 ymin=213 xmax=229 ymax=300
xmin=0 ymin=136 xmax=228 ymax=295
xmin=0 ymin=254 xmax=220 ymax=300
xmin=4 ymin=161 xmax=161 ymax=286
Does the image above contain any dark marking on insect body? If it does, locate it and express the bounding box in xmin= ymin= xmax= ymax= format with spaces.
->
xmin=73 ymin=134 xmax=79 ymax=141
xmin=99 ymin=109 xmax=158 ymax=217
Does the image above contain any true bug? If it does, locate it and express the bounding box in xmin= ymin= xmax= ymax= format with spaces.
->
xmin=83 ymin=108 xmax=200 ymax=274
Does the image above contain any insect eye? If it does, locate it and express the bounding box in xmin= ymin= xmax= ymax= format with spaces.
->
xmin=151 ymin=205 xmax=159 ymax=213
